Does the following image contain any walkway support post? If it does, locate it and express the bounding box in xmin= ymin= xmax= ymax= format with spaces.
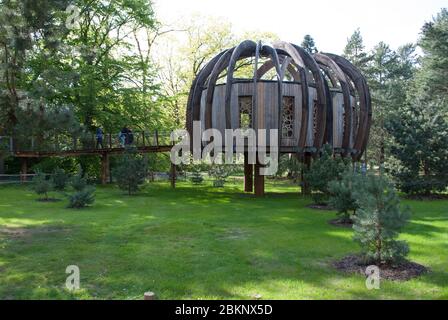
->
xmin=254 ymin=160 xmax=265 ymax=197
xmin=170 ymin=162 xmax=176 ymax=188
xmin=100 ymin=153 xmax=110 ymax=185
xmin=244 ymin=153 xmax=253 ymax=192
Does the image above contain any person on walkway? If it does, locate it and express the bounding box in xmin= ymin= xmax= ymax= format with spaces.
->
xmin=96 ymin=127 xmax=104 ymax=149
xmin=126 ymin=128 xmax=134 ymax=145
xmin=119 ymin=126 xmax=128 ymax=147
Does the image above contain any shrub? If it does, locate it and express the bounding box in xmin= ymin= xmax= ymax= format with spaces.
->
xmin=70 ymin=172 xmax=87 ymax=191
xmin=303 ymin=144 xmax=350 ymax=204
xmin=208 ymin=164 xmax=233 ymax=187
xmin=190 ymin=165 xmax=204 ymax=185
xmin=352 ymin=173 xmax=410 ymax=265
xmin=113 ymin=147 xmax=147 ymax=195
xmin=52 ymin=168 xmax=68 ymax=191
xmin=67 ymin=187 xmax=95 ymax=209
xmin=328 ymin=169 xmax=362 ymax=223
xmin=32 ymin=171 xmax=51 ymax=200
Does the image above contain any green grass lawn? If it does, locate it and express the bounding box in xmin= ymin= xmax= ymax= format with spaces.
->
xmin=0 ymin=179 xmax=447 ymax=300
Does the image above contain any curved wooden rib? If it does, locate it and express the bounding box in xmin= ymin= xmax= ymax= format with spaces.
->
xmin=322 ymin=53 xmax=372 ymax=159
xmin=318 ymin=64 xmax=339 ymax=88
xmin=252 ymin=41 xmax=261 ymax=129
xmin=272 ymin=41 xmax=311 ymax=150
xmin=225 ymin=40 xmax=258 ymax=129
xmin=288 ymin=43 xmax=327 ymax=150
xmin=187 ymin=49 xmax=228 ymax=136
xmin=260 ymin=43 xmax=283 ymax=154
xmin=314 ymin=53 xmax=353 ymax=155
xmin=204 ymin=48 xmax=235 ymax=130
xmin=256 ymin=58 xmax=301 ymax=82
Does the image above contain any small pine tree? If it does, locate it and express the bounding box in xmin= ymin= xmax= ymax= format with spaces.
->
xmin=68 ymin=187 xmax=96 ymax=209
xmin=113 ymin=147 xmax=147 ymax=195
xmin=301 ymin=34 xmax=318 ymax=53
xmin=328 ymin=169 xmax=362 ymax=223
xmin=32 ymin=171 xmax=51 ymax=200
xmin=52 ymin=168 xmax=68 ymax=191
xmin=190 ymin=169 xmax=204 ymax=184
xmin=71 ymin=172 xmax=87 ymax=191
xmin=208 ymin=164 xmax=232 ymax=187
xmin=352 ymin=173 xmax=410 ymax=265
xmin=304 ymin=144 xmax=350 ymax=204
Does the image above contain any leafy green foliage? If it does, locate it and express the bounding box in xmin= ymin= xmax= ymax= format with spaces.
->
xmin=328 ymin=169 xmax=362 ymax=223
xmin=67 ymin=187 xmax=95 ymax=209
xmin=386 ymin=100 xmax=448 ymax=195
xmin=32 ymin=171 xmax=51 ymax=200
xmin=52 ymin=168 xmax=68 ymax=191
xmin=304 ymin=145 xmax=350 ymax=204
xmin=113 ymin=147 xmax=147 ymax=195
xmin=352 ymin=173 xmax=410 ymax=265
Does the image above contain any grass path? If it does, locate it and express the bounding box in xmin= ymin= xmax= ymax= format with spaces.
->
xmin=0 ymin=180 xmax=447 ymax=299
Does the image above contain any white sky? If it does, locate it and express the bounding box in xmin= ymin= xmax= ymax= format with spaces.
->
xmin=153 ymin=0 xmax=447 ymax=54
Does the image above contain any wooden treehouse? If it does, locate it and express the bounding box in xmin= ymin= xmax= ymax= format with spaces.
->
xmin=186 ymin=40 xmax=372 ymax=196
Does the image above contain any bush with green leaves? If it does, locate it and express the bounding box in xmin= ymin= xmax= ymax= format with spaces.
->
xmin=113 ymin=147 xmax=147 ymax=195
xmin=67 ymin=187 xmax=96 ymax=209
xmin=32 ymin=171 xmax=52 ymax=200
xmin=52 ymin=168 xmax=68 ymax=191
xmin=352 ymin=173 xmax=410 ymax=265
xmin=328 ymin=169 xmax=363 ymax=223
xmin=303 ymin=144 xmax=350 ymax=204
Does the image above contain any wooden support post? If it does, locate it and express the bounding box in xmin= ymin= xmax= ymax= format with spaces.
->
xmin=244 ymin=153 xmax=253 ymax=192
xmin=100 ymin=153 xmax=110 ymax=185
xmin=20 ymin=158 xmax=27 ymax=183
xmin=170 ymin=162 xmax=176 ymax=188
xmin=254 ymin=161 xmax=265 ymax=197
xmin=144 ymin=292 xmax=156 ymax=300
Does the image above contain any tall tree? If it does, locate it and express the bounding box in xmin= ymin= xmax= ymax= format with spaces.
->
xmin=417 ymin=8 xmax=448 ymax=102
xmin=0 ymin=0 xmax=71 ymax=134
xmin=301 ymin=34 xmax=318 ymax=53
xmin=366 ymin=42 xmax=417 ymax=166
xmin=343 ymin=28 xmax=372 ymax=73
xmin=65 ymin=0 xmax=159 ymax=132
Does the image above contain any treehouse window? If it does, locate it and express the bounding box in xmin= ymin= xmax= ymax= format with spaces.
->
xmin=282 ymin=96 xmax=295 ymax=138
xmin=239 ymin=96 xmax=252 ymax=129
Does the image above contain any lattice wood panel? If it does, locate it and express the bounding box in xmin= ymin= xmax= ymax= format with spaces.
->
xmin=282 ymin=96 xmax=295 ymax=138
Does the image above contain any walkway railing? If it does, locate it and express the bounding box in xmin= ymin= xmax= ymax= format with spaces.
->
xmin=1 ymin=131 xmax=175 ymax=154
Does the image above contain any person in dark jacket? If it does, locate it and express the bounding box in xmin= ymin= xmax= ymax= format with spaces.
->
xmin=96 ymin=127 xmax=104 ymax=149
